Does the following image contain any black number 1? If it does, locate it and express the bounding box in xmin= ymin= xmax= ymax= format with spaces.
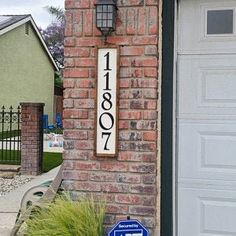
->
xmin=104 ymin=52 xmax=111 ymax=71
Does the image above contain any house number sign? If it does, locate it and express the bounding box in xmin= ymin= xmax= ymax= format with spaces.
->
xmin=96 ymin=48 xmax=118 ymax=156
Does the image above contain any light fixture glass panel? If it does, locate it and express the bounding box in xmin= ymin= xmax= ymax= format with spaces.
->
xmin=102 ymin=20 xmax=107 ymax=27
xmin=103 ymin=5 xmax=108 ymax=12
xmin=207 ymin=9 xmax=233 ymax=34
xmin=108 ymin=5 xmax=113 ymax=12
xmin=97 ymin=6 xmax=103 ymax=12
xmin=97 ymin=20 xmax=102 ymax=27
xmin=107 ymin=20 xmax=112 ymax=27
xmin=97 ymin=13 xmax=102 ymax=20
xmin=103 ymin=13 xmax=107 ymax=19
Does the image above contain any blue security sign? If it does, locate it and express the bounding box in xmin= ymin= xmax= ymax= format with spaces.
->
xmin=108 ymin=219 xmax=149 ymax=236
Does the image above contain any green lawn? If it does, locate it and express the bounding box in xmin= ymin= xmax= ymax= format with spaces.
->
xmin=42 ymin=152 xmax=63 ymax=172
xmin=0 ymin=151 xmax=63 ymax=172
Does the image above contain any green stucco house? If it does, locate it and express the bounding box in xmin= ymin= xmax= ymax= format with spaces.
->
xmin=0 ymin=15 xmax=58 ymax=121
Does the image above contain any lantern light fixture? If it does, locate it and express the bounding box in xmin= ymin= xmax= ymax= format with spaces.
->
xmin=95 ymin=0 xmax=118 ymax=42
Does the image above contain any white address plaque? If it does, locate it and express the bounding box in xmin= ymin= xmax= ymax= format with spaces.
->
xmin=96 ymin=48 xmax=118 ymax=157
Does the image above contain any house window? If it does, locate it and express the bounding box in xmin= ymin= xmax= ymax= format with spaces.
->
xmin=207 ymin=9 xmax=234 ymax=35
xmin=25 ymin=22 xmax=30 ymax=35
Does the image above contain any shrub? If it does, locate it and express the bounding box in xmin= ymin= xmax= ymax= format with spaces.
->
xmin=25 ymin=195 xmax=106 ymax=236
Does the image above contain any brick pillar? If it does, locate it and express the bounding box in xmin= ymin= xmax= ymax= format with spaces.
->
xmin=20 ymin=103 xmax=44 ymax=175
xmin=64 ymin=0 xmax=159 ymax=235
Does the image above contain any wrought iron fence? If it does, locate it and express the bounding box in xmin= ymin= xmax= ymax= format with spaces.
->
xmin=0 ymin=106 xmax=21 ymax=164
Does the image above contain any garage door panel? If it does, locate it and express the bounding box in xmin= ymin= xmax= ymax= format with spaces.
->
xmin=178 ymin=0 xmax=236 ymax=235
xmin=178 ymin=187 xmax=236 ymax=236
xmin=178 ymin=0 xmax=236 ymax=54
xmin=178 ymin=122 xmax=236 ymax=180
xmin=178 ymin=55 xmax=236 ymax=117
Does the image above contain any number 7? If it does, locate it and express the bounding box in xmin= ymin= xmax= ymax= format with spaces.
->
xmin=102 ymin=132 xmax=111 ymax=150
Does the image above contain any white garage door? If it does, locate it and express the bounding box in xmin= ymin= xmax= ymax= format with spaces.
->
xmin=177 ymin=0 xmax=236 ymax=235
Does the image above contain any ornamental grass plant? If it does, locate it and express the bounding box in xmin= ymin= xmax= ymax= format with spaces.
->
xmin=25 ymin=194 xmax=106 ymax=236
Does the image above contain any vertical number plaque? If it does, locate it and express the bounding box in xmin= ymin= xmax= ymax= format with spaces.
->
xmin=96 ymin=48 xmax=118 ymax=156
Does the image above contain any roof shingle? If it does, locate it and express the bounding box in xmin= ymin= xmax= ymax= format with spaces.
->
xmin=0 ymin=15 xmax=30 ymax=30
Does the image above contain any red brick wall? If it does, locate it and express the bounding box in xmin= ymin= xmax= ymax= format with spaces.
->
xmin=21 ymin=103 xmax=44 ymax=175
xmin=63 ymin=0 xmax=159 ymax=234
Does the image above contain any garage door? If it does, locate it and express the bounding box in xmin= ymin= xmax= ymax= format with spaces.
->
xmin=177 ymin=0 xmax=236 ymax=235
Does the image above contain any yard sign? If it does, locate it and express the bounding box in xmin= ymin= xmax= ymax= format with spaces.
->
xmin=96 ymin=48 xmax=118 ymax=157
xmin=108 ymin=219 xmax=150 ymax=236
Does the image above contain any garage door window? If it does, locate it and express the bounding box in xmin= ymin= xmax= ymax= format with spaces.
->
xmin=207 ymin=9 xmax=234 ymax=35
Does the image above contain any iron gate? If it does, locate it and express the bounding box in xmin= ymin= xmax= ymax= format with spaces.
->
xmin=0 ymin=106 xmax=21 ymax=164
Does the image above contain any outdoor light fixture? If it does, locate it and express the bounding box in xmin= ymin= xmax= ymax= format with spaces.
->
xmin=95 ymin=0 xmax=118 ymax=42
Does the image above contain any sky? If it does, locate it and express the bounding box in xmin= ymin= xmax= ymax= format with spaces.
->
xmin=0 ymin=0 xmax=65 ymax=29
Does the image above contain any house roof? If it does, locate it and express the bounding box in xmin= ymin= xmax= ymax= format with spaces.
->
xmin=0 ymin=15 xmax=59 ymax=71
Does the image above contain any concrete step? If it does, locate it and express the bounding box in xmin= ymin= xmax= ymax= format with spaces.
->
xmin=0 ymin=165 xmax=21 ymax=172
xmin=0 ymin=165 xmax=21 ymax=178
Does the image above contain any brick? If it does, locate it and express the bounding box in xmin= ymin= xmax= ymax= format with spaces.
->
xmin=64 ymin=48 xmax=90 ymax=57
xmin=131 ymin=57 xmax=158 ymax=67
xmin=130 ymin=164 xmax=156 ymax=173
xmin=143 ymin=131 xmax=157 ymax=141
xmin=74 ymin=58 xmax=96 ymax=67
xmin=90 ymin=173 xmax=116 ymax=182
xmin=74 ymin=140 xmax=94 ymax=150
xmin=64 ymin=130 xmax=88 ymax=140
xmin=63 ymin=171 xmax=89 ymax=181
xmin=76 ymin=161 xmax=100 ymax=170
xmin=137 ymin=8 xmax=146 ymax=35
xmin=74 ymin=120 xmax=94 ymax=129
xmin=70 ymin=89 xmax=89 ymax=98
xmin=144 ymin=68 xmax=157 ymax=77
xmin=146 ymin=0 xmax=158 ymax=5
xmin=74 ymin=182 xmax=101 ymax=192
xmin=120 ymin=46 xmax=144 ymax=56
xmin=144 ymin=100 xmax=157 ymax=109
xmin=129 ymin=206 xmax=155 ymax=216
xmin=145 ymin=45 xmax=158 ymax=55
xmin=101 ymin=183 xmax=129 ymax=193
xmin=119 ymin=90 xmax=142 ymax=99
xmin=84 ymin=10 xmax=93 ymax=36
xmin=116 ymin=9 xmax=126 ymax=35
xmin=115 ymin=194 xmax=142 ymax=204
xmin=119 ymin=111 xmax=142 ymax=120
xmin=64 ymin=37 xmax=76 ymax=47
xmin=118 ymin=152 xmax=142 ymax=162
xmin=126 ymin=9 xmax=137 ymax=35
xmin=75 ymin=79 xmax=95 ymax=88
xmin=63 ymin=99 xmax=74 ymax=108
xmin=118 ymin=0 xmax=145 ymax=6
xmin=74 ymin=99 xmax=95 ymax=109
xmin=106 ymin=204 xmax=129 ymax=214
xmin=107 ymin=37 xmax=130 ymax=45
xmin=100 ymin=162 xmax=129 ymax=172
xmin=63 ymin=109 xmax=88 ymax=119
xmin=130 ymin=185 xmax=156 ymax=194
xmin=119 ymin=131 xmax=142 ymax=141
xmin=117 ymin=173 xmax=141 ymax=184
xmin=118 ymin=121 xmax=129 ymax=129
xmin=63 ymin=150 xmax=90 ymax=160
xmin=132 ymin=35 xmax=158 ymax=45
xmin=149 ymin=7 xmax=158 ymax=34
xmin=142 ymin=175 xmax=156 ymax=184
xmin=76 ymin=38 xmax=101 ymax=47
xmin=130 ymin=121 xmax=156 ymax=130
xmin=64 ymin=68 xmax=89 ymax=78
xmin=64 ymin=58 xmax=74 ymax=67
